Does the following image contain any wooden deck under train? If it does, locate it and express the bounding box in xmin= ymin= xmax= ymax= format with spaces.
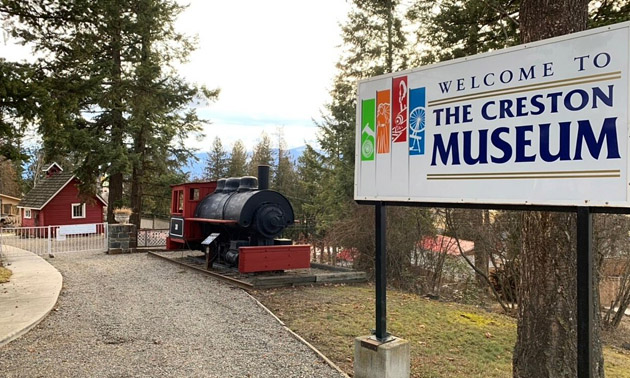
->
xmin=148 ymin=250 xmax=367 ymax=289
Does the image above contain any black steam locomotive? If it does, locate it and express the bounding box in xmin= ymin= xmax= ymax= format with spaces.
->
xmin=167 ymin=166 xmax=310 ymax=273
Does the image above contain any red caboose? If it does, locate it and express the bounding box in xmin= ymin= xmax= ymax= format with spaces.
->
xmin=166 ymin=181 xmax=217 ymax=249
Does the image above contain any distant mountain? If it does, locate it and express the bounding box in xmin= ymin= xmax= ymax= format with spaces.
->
xmin=286 ymin=145 xmax=309 ymax=162
xmin=183 ymin=145 xmax=317 ymax=180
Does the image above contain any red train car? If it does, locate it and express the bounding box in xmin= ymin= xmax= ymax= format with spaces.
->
xmin=166 ymin=181 xmax=217 ymax=249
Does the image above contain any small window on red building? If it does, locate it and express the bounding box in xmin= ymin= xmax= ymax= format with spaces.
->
xmin=72 ymin=203 xmax=86 ymax=219
xmin=190 ymin=188 xmax=200 ymax=201
xmin=24 ymin=209 xmax=32 ymax=219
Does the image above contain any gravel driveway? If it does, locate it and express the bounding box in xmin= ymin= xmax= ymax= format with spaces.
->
xmin=0 ymin=251 xmax=344 ymax=378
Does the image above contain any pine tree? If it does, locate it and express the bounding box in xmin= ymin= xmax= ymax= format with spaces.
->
xmin=317 ymin=0 xmax=409 ymax=223
xmin=406 ymin=0 xmax=630 ymax=65
xmin=248 ymin=132 xmax=273 ymax=176
xmin=272 ymin=128 xmax=297 ymax=194
xmin=1 ymin=0 xmax=134 ymax=218
xmin=127 ymin=0 xmax=216 ymax=227
xmin=295 ymin=144 xmax=324 ymax=240
xmin=407 ymin=0 xmax=520 ymax=65
xmin=590 ymin=0 xmax=630 ymax=27
xmin=0 ymin=59 xmax=40 ymax=163
xmin=204 ymin=136 xmax=228 ymax=180
xmin=227 ymin=140 xmax=248 ymax=177
xmin=0 ymin=0 xmax=217 ymax=225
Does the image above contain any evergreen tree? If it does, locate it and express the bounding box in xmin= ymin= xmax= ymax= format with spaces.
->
xmin=141 ymin=169 xmax=187 ymax=217
xmin=0 ymin=59 xmax=40 ymax=163
xmin=204 ymin=136 xmax=228 ymax=180
xmin=590 ymin=0 xmax=630 ymax=27
xmin=1 ymin=0 xmax=135 ymax=218
xmin=248 ymin=132 xmax=273 ymax=176
xmin=317 ymin=0 xmax=409 ymax=223
xmin=127 ymin=0 xmax=218 ymax=227
xmin=0 ymin=0 xmax=217 ymax=225
xmin=407 ymin=0 xmax=630 ymax=65
xmin=272 ymin=128 xmax=297 ymax=194
xmin=407 ymin=0 xmax=520 ymax=65
xmin=227 ymin=139 xmax=248 ymax=177
xmin=295 ymin=144 xmax=324 ymax=240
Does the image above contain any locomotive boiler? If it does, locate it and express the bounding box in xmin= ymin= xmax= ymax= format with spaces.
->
xmin=166 ymin=166 xmax=310 ymax=273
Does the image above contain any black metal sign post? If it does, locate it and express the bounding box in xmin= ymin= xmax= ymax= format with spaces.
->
xmin=374 ymin=202 xmax=389 ymax=341
xmin=577 ymin=207 xmax=593 ymax=378
xmin=361 ymin=199 xmax=616 ymax=374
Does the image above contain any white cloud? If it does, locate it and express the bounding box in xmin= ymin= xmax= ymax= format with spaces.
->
xmin=174 ymin=0 xmax=348 ymax=150
xmin=1 ymin=0 xmax=350 ymax=151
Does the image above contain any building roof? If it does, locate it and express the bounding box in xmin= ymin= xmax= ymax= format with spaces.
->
xmin=419 ymin=235 xmax=475 ymax=256
xmin=42 ymin=162 xmax=63 ymax=173
xmin=18 ymin=172 xmax=107 ymax=210
xmin=0 ymin=193 xmax=21 ymax=201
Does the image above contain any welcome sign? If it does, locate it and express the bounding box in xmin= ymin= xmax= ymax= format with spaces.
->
xmin=355 ymin=23 xmax=630 ymax=207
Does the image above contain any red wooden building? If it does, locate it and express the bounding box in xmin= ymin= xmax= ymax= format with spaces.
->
xmin=18 ymin=163 xmax=107 ymax=227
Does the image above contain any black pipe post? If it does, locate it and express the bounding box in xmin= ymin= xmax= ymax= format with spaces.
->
xmin=577 ymin=206 xmax=593 ymax=378
xmin=375 ymin=202 xmax=389 ymax=341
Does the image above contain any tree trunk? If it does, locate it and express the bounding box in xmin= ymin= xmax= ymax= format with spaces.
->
xmin=514 ymin=212 xmax=584 ymax=377
xmin=107 ymin=18 xmax=125 ymax=224
xmin=108 ymin=172 xmax=123 ymax=223
xmin=130 ymin=165 xmax=143 ymax=229
xmin=514 ymin=3 xmax=603 ymax=377
xmin=129 ymin=20 xmax=151 ymax=230
xmin=520 ymin=0 xmax=588 ymax=44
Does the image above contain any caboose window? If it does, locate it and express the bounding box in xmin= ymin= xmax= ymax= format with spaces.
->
xmin=71 ymin=203 xmax=86 ymax=219
xmin=172 ymin=190 xmax=184 ymax=213
xmin=190 ymin=188 xmax=200 ymax=201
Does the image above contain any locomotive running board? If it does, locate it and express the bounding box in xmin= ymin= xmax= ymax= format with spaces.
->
xmin=185 ymin=218 xmax=238 ymax=225
xmin=147 ymin=251 xmax=254 ymax=290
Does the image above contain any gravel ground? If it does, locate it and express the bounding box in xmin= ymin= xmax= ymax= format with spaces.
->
xmin=0 ymin=250 xmax=345 ymax=378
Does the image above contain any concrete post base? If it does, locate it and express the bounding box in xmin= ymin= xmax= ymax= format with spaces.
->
xmin=354 ymin=335 xmax=410 ymax=378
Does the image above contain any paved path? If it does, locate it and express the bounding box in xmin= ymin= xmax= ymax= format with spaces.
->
xmin=0 ymin=250 xmax=345 ymax=378
xmin=0 ymin=245 xmax=63 ymax=347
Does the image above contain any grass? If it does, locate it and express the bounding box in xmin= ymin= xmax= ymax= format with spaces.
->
xmin=0 ymin=265 xmax=12 ymax=283
xmin=253 ymin=284 xmax=630 ymax=378
xmin=606 ymin=348 xmax=630 ymax=378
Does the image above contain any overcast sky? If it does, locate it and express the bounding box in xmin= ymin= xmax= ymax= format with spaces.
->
xmin=1 ymin=0 xmax=351 ymax=151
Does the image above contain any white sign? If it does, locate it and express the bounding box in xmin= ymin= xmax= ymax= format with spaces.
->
xmin=201 ymin=232 xmax=221 ymax=246
xmin=355 ymin=23 xmax=630 ymax=207
xmin=58 ymin=224 xmax=97 ymax=236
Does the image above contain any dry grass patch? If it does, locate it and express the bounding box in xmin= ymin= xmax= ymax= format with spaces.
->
xmin=253 ymin=284 xmax=630 ymax=378
xmin=0 ymin=265 xmax=12 ymax=283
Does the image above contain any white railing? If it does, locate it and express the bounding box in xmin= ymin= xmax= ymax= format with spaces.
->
xmin=137 ymin=229 xmax=168 ymax=247
xmin=0 ymin=223 xmax=108 ymax=256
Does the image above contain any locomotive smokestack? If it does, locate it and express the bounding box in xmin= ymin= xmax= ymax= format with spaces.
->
xmin=258 ymin=165 xmax=270 ymax=190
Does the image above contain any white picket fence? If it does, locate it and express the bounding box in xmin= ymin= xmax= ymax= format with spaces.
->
xmin=0 ymin=223 xmax=108 ymax=256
